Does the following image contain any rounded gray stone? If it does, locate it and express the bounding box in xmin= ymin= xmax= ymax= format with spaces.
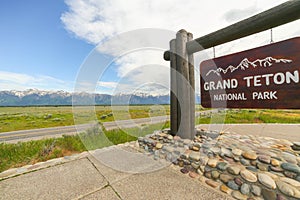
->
xmin=191 ymin=162 xmax=200 ymax=169
xmin=281 ymin=163 xmax=300 ymax=174
xmin=292 ymin=145 xmax=300 ymax=151
xmin=227 ymin=180 xmax=239 ymax=190
xmin=257 ymin=163 xmax=269 ymax=171
xmin=216 ymin=162 xmax=228 ymax=171
xmin=189 ymin=151 xmax=201 ymax=161
xmin=227 ymin=166 xmax=241 ymax=175
xmin=204 ymin=171 xmax=212 ymax=179
xmin=220 ymin=174 xmax=233 ymax=183
xmin=240 ymin=183 xmax=250 ymax=195
xmin=276 ymin=180 xmax=300 ymax=198
xmin=262 ymin=188 xmax=276 ymax=200
xmin=257 ymin=173 xmax=276 ymax=189
xmin=221 ymin=147 xmax=233 ymax=158
xmin=232 ymin=191 xmax=248 ymax=200
xmin=280 ymin=177 xmax=300 ymax=187
xmin=240 ymin=158 xmax=250 ymax=166
xmin=293 ymin=142 xmax=300 ymax=147
xmin=240 ymin=169 xmax=257 ymax=183
xmin=258 ymin=155 xmax=271 ymax=164
xmin=232 ymin=148 xmax=243 ymax=156
xmin=283 ymin=171 xmax=298 ymax=179
xmin=251 ymin=185 xmax=261 ymax=196
xmin=204 ymin=165 xmax=212 ymax=172
xmin=234 ymin=177 xmax=243 ymax=186
xmin=246 ymin=166 xmax=258 ymax=172
xmin=282 ymin=153 xmax=297 ymax=165
xmin=270 ymin=166 xmax=283 ymax=172
xmin=211 ymin=170 xmax=220 ymax=179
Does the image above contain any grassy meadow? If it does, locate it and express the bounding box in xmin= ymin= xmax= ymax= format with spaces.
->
xmin=0 ymin=105 xmax=171 ymax=133
xmin=196 ymin=109 xmax=300 ymax=124
xmin=0 ymin=105 xmax=207 ymax=133
xmin=0 ymin=122 xmax=169 ymax=173
xmin=0 ymin=106 xmax=300 ymax=173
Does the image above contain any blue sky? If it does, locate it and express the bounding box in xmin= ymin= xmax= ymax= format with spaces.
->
xmin=0 ymin=0 xmax=94 ymax=91
xmin=0 ymin=0 xmax=92 ymax=78
xmin=0 ymin=0 xmax=299 ymax=94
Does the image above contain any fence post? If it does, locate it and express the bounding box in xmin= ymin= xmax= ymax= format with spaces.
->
xmin=170 ymin=39 xmax=178 ymax=136
xmin=187 ymin=32 xmax=195 ymax=137
xmin=176 ymin=29 xmax=191 ymax=139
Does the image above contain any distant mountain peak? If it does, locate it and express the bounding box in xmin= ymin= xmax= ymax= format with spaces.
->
xmin=206 ymin=56 xmax=292 ymax=77
xmin=0 ymin=89 xmax=175 ymax=106
xmin=7 ymin=89 xmax=72 ymax=98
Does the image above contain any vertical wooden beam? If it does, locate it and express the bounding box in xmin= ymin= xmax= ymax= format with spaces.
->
xmin=187 ymin=32 xmax=195 ymax=137
xmin=176 ymin=29 xmax=191 ymax=139
xmin=170 ymin=39 xmax=178 ymax=136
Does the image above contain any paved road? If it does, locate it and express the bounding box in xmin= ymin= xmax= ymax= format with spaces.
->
xmin=0 ymin=116 xmax=172 ymax=143
xmin=0 ymin=124 xmax=95 ymax=143
xmin=103 ymin=110 xmax=218 ymax=130
xmin=3 ymin=109 xmax=298 ymax=143
xmin=0 ymin=110 xmax=216 ymax=143
xmin=103 ymin=115 xmax=169 ymax=130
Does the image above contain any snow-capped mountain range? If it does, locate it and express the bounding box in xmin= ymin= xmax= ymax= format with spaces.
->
xmin=206 ymin=56 xmax=292 ymax=77
xmin=0 ymin=89 xmax=174 ymax=106
xmin=10 ymin=89 xmax=71 ymax=98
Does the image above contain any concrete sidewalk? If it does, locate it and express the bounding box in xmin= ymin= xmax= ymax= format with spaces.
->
xmin=197 ymin=123 xmax=300 ymax=142
xmin=0 ymin=144 xmax=233 ymax=200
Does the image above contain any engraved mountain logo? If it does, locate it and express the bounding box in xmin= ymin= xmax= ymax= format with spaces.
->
xmin=206 ymin=57 xmax=292 ymax=77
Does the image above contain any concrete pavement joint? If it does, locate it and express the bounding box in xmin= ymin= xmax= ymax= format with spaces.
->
xmin=0 ymin=151 xmax=90 ymax=181
xmin=108 ymin=184 xmax=123 ymax=200
xmin=86 ymin=154 xmax=123 ymax=199
xmin=87 ymin=145 xmax=141 ymax=187
xmin=76 ymin=184 xmax=109 ymax=200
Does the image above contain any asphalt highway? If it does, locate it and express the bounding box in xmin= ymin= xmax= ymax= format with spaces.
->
xmin=1 ymin=121 xmax=299 ymax=143
xmin=0 ymin=110 xmax=229 ymax=143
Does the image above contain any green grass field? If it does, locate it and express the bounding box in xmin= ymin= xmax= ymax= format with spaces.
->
xmin=0 ymin=122 xmax=169 ymax=173
xmin=0 ymin=105 xmax=207 ymax=133
xmin=196 ymin=109 xmax=300 ymax=124
xmin=0 ymin=105 xmax=171 ymax=133
xmin=1 ymin=106 xmax=300 ymax=173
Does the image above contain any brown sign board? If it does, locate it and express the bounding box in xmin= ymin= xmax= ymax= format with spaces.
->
xmin=200 ymin=37 xmax=300 ymax=109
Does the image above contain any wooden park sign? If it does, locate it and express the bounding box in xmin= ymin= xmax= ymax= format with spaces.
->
xmin=200 ymin=37 xmax=300 ymax=109
xmin=164 ymin=1 xmax=300 ymax=136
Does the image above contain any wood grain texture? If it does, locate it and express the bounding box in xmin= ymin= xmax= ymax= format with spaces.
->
xmin=200 ymin=37 xmax=300 ymax=109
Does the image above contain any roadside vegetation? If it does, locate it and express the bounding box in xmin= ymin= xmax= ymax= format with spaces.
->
xmin=196 ymin=109 xmax=300 ymax=124
xmin=0 ymin=105 xmax=170 ymax=133
xmin=1 ymin=106 xmax=299 ymax=173
xmin=0 ymin=105 xmax=205 ymax=133
xmin=0 ymin=122 xmax=169 ymax=173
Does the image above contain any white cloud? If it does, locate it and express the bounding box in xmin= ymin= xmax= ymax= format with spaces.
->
xmin=62 ymin=0 xmax=300 ymax=95
xmin=0 ymin=71 xmax=35 ymax=84
xmin=0 ymin=71 xmax=72 ymax=91
xmin=62 ymin=0 xmax=252 ymax=45
xmin=224 ymin=5 xmax=260 ymax=23
xmin=97 ymin=81 xmax=118 ymax=89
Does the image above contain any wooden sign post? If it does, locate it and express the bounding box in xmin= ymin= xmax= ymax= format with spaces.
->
xmin=169 ymin=30 xmax=195 ymax=138
xmin=200 ymin=37 xmax=300 ymax=109
xmin=164 ymin=0 xmax=300 ymax=138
